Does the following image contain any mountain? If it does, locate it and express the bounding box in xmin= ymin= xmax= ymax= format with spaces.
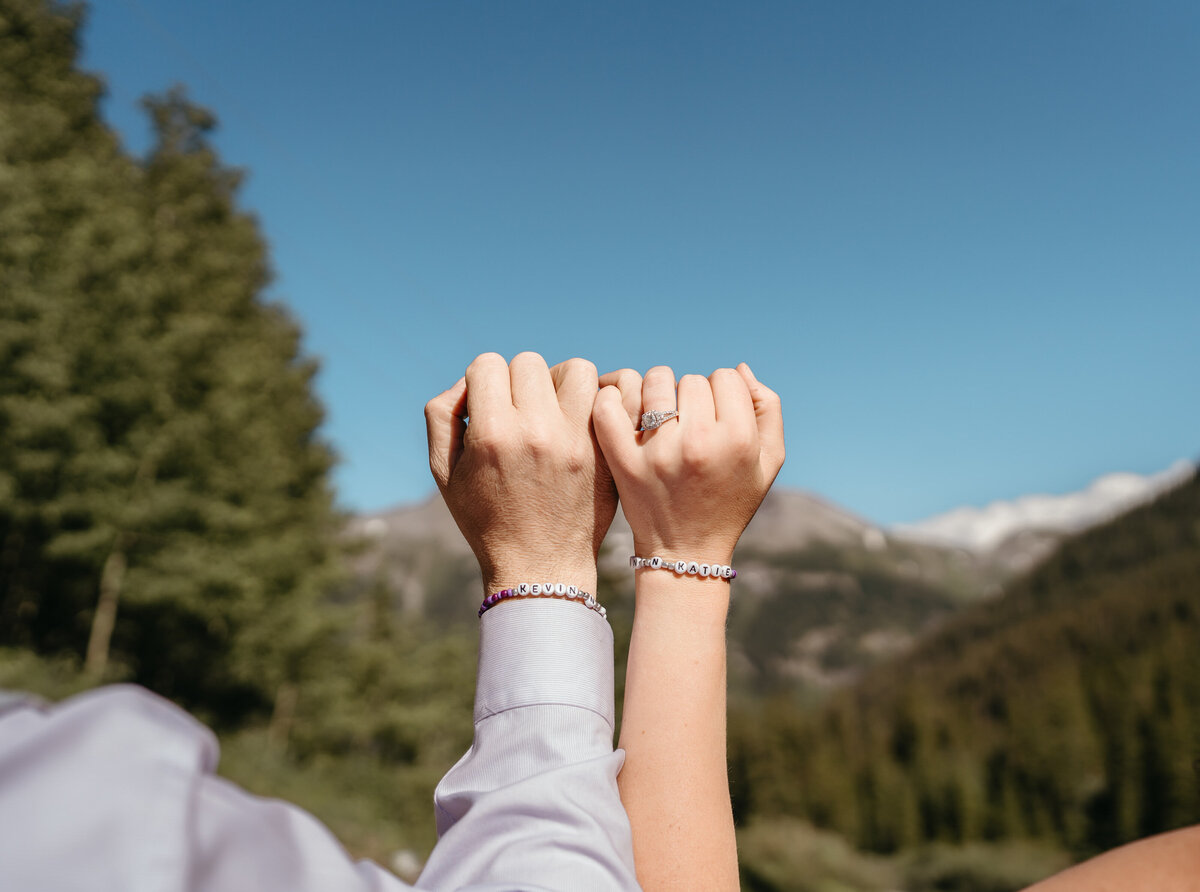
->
xmin=892 ymin=459 xmax=1196 ymax=572
xmin=345 ymin=487 xmax=998 ymax=696
xmin=731 ymin=463 xmax=1200 ymax=855
xmin=345 ymin=461 xmax=1196 ymax=699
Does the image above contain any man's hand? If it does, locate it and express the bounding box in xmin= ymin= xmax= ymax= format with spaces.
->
xmin=592 ymin=363 xmax=785 ymax=564
xmin=425 ymin=352 xmax=616 ymax=595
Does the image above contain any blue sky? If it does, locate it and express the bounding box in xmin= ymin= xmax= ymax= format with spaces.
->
xmin=80 ymin=1 xmax=1199 ymax=524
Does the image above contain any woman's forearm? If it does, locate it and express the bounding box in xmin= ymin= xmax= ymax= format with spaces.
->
xmin=617 ymin=571 xmax=738 ymax=891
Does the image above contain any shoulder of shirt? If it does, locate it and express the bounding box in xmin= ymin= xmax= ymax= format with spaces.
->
xmin=6 ymin=683 xmax=220 ymax=773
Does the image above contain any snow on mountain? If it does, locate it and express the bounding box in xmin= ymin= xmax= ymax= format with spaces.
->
xmin=892 ymin=459 xmax=1196 ymax=553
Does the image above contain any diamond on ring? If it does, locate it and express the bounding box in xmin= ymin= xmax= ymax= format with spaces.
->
xmin=640 ymin=409 xmax=679 ymax=431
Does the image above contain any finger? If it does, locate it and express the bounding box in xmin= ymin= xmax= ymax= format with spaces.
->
xmin=640 ymin=365 xmax=677 ymax=433
xmin=464 ymin=352 xmax=514 ymax=435
xmin=593 ymin=385 xmax=639 ymax=472
xmin=677 ymin=373 xmax=716 ymax=432
xmin=709 ymin=367 xmax=755 ymax=426
xmin=509 ymin=351 xmax=559 ymax=414
xmin=737 ymin=362 xmax=785 ymax=479
xmin=598 ymin=368 xmax=643 ymax=428
xmin=424 ymin=376 xmax=468 ymax=488
xmin=549 ymin=357 xmax=599 ymax=424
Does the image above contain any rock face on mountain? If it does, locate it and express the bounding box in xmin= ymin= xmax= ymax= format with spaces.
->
xmin=345 ymin=487 xmax=994 ymax=694
xmin=349 ymin=488 xmax=887 ymax=578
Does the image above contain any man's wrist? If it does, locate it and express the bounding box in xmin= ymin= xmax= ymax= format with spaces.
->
xmin=481 ymin=564 xmax=599 ymax=598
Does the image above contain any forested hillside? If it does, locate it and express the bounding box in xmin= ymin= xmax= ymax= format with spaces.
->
xmin=730 ymin=466 xmax=1200 ymax=860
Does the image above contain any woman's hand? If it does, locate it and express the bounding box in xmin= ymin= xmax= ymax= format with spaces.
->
xmin=425 ymin=351 xmax=616 ymax=595
xmin=592 ymin=363 xmax=784 ymax=564
xmin=593 ymin=362 xmax=784 ymax=892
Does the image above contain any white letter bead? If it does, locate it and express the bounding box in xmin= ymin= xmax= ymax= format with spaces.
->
xmin=543 ymin=582 xmax=554 ymax=594
xmin=530 ymin=584 xmax=541 ymax=595
xmin=722 ymin=565 xmax=735 ymax=579
xmin=629 ymin=556 xmax=638 ymax=568
xmin=518 ymin=583 xmax=530 ymax=595
xmin=555 ymin=583 xmax=567 ymax=595
xmin=687 ymin=561 xmax=701 ymax=575
xmin=699 ymin=564 xmax=711 ymax=577
xmin=567 ymin=585 xmax=578 ymax=596
xmin=675 ymin=560 xmax=687 ymax=574
xmin=649 ymin=556 xmax=663 ymax=569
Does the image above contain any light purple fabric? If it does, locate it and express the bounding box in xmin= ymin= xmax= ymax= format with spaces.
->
xmin=0 ymin=598 xmax=639 ymax=891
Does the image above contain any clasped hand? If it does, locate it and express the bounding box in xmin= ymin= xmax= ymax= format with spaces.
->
xmin=425 ymin=352 xmax=785 ymax=589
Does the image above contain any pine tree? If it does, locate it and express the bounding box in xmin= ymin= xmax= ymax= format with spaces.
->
xmin=1 ymin=0 xmax=342 ymax=726
xmin=1 ymin=0 xmax=146 ymax=653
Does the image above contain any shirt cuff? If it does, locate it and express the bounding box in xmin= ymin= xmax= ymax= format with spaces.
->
xmin=474 ymin=598 xmax=615 ymax=728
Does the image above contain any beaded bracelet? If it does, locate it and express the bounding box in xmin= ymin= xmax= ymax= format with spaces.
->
xmin=630 ymin=555 xmax=737 ymax=579
xmin=478 ymin=582 xmax=607 ymax=619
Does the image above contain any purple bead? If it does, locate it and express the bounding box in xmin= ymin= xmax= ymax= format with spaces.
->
xmin=730 ymin=569 xmax=737 ymax=579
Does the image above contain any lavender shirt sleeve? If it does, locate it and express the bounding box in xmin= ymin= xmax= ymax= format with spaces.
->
xmin=0 ymin=600 xmax=639 ymax=892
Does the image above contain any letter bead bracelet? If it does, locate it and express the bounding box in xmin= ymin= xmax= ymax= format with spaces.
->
xmin=630 ymin=555 xmax=737 ymax=579
xmin=478 ymin=582 xmax=607 ymax=619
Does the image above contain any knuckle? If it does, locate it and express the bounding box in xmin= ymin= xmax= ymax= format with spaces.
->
xmin=679 ymin=437 xmax=714 ymax=473
xmin=563 ymin=439 xmax=593 ymax=474
xmin=648 ymin=448 xmax=678 ymax=476
xmin=468 ymin=352 xmax=506 ymax=375
xmin=512 ymin=350 xmax=546 ymax=368
xmin=467 ymin=424 xmax=506 ymax=453
xmin=593 ymin=386 xmax=619 ymax=411
xmin=709 ymin=367 xmax=738 ymax=384
xmin=728 ymin=426 xmax=756 ymax=453
xmin=523 ymin=427 xmax=554 ymax=456
xmin=564 ymin=357 xmax=597 ymax=377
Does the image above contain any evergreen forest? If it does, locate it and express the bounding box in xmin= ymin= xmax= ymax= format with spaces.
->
xmin=2 ymin=3 xmax=1197 ymax=889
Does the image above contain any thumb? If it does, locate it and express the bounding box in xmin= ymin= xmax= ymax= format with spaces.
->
xmin=425 ymin=377 xmax=468 ymax=488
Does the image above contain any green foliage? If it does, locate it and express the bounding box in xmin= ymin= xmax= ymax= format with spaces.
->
xmin=216 ymin=611 xmax=476 ymax=864
xmin=899 ymin=841 xmax=1071 ymax=892
xmin=735 ymin=819 xmax=1070 ymax=892
xmin=0 ymin=645 xmax=103 ymax=701
xmin=738 ymin=819 xmax=897 ymax=892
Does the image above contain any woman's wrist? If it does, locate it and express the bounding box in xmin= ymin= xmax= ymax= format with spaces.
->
xmin=630 ymin=536 xmax=737 ymax=569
